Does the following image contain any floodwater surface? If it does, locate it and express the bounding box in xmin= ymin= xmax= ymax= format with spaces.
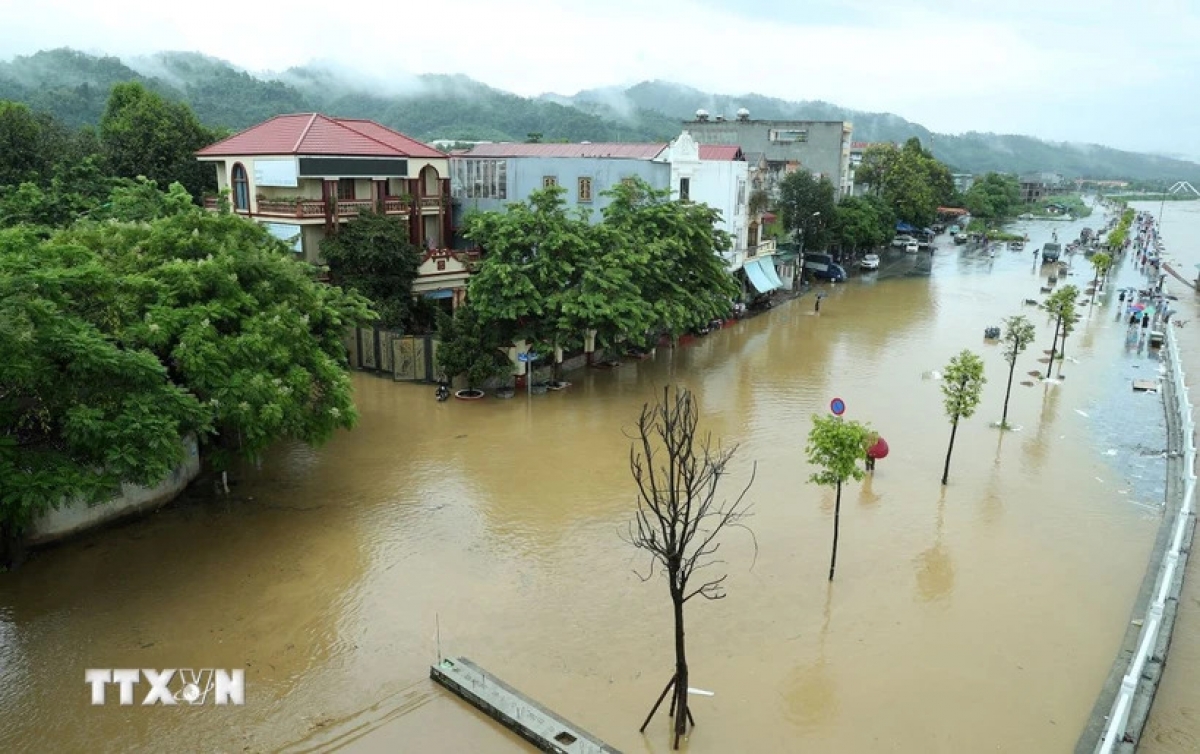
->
xmin=1135 ymin=198 xmax=1200 ymax=754
xmin=0 ymin=206 xmax=1169 ymax=753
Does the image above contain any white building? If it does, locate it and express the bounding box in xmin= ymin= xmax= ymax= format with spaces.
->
xmin=657 ymin=131 xmax=750 ymax=255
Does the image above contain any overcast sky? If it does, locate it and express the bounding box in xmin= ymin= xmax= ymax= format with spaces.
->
xmin=2 ymin=0 xmax=1198 ymax=159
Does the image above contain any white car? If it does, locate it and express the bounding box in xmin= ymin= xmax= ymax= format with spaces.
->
xmin=859 ymin=253 xmax=880 ymax=270
xmin=904 ymin=242 xmax=919 ymax=254
xmin=891 ymin=235 xmax=915 ymax=248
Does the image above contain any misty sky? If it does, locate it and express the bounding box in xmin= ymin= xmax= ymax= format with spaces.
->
xmin=1 ymin=0 xmax=1198 ymax=159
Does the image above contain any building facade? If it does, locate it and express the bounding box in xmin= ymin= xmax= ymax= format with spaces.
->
xmin=196 ymin=113 xmax=475 ymax=306
xmin=682 ymin=111 xmax=854 ymax=199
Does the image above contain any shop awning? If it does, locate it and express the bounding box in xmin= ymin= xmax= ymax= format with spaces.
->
xmin=744 ymin=259 xmax=781 ymax=293
xmin=422 ymin=289 xmax=454 ymax=299
xmin=761 ymin=259 xmax=785 ymax=289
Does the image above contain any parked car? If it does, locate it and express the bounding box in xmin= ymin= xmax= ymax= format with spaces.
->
xmin=802 ymin=252 xmax=848 ymax=282
xmin=891 ymin=235 xmax=915 ymax=248
xmin=859 ymin=253 xmax=880 ymax=270
xmin=904 ymin=241 xmax=919 ymax=254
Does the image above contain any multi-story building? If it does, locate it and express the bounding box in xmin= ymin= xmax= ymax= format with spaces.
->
xmin=682 ymin=110 xmax=854 ymax=199
xmin=450 ymin=133 xmax=780 ymax=294
xmin=196 ymin=114 xmax=474 ymax=307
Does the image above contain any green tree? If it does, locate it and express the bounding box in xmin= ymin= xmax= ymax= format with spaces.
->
xmin=465 ymin=186 xmax=598 ymax=360
xmin=998 ymin=315 xmax=1036 ymax=429
xmin=940 ymin=350 xmax=986 ymax=485
xmin=855 ymin=139 xmax=954 ymax=228
xmin=806 ymin=414 xmax=873 ymax=581
xmin=99 ymin=82 xmax=217 ymax=203
xmin=601 ymin=179 xmax=738 ymax=344
xmin=319 ymin=210 xmax=423 ymax=331
xmin=1088 ymin=252 xmax=1112 ymax=306
xmin=831 ymin=194 xmax=892 ymax=253
xmin=63 ymin=200 xmax=374 ymax=469
xmin=0 ymin=226 xmax=210 ymax=558
xmin=434 ymin=304 xmax=508 ymax=392
xmin=1042 ymin=286 xmax=1079 ymax=378
xmin=777 ymin=171 xmax=836 ymax=250
xmin=625 ymin=386 xmax=755 ymax=750
xmin=964 ymin=173 xmax=1022 ymax=224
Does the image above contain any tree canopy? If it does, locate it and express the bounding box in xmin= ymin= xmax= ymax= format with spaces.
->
xmin=0 ymin=183 xmax=374 ymax=535
xmin=777 ymin=170 xmax=836 ymax=249
xmin=465 ymin=179 xmax=737 ymax=355
xmin=964 ymin=172 xmax=1022 ymax=223
xmin=320 ymin=210 xmax=426 ymax=331
xmin=855 ymin=139 xmax=956 ymax=228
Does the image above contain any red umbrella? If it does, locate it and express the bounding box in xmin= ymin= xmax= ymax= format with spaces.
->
xmin=868 ymin=437 xmax=889 ymax=460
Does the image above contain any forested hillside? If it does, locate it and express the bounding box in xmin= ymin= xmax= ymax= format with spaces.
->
xmin=2 ymin=48 xmax=1198 ymax=181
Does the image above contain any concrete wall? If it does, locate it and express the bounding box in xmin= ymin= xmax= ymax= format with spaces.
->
xmin=684 ymin=119 xmax=853 ymax=197
xmin=660 ymin=131 xmax=750 ymax=251
xmin=26 ymin=436 xmax=202 ymax=546
xmin=451 ymin=155 xmax=670 ymax=219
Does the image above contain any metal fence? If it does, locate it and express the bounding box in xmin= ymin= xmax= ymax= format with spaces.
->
xmin=1095 ymin=323 xmax=1197 ymax=752
xmin=348 ymin=326 xmax=439 ymax=382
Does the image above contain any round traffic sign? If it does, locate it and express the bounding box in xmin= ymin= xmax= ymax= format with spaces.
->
xmin=830 ymin=397 xmax=846 ymax=416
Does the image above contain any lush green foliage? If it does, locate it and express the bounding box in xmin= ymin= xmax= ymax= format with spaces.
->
xmin=99 ymin=82 xmax=218 ymax=203
xmin=805 ymin=415 xmax=872 ymax=487
xmin=940 ymin=349 xmax=986 ymax=484
xmin=1042 ymin=285 xmax=1079 ymax=377
xmin=1089 ymin=252 xmax=1113 ymax=286
xmin=942 ymin=350 xmax=987 ymax=422
xmin=777 ymin=171 xmax=837 ymax=249
xmin=1105 ymin=209 xmax=1136 ymax=249
xmin=434 ymin=304 xmax=508 ymax=389
xmin=319 ymin=210 xmax=425 ymax=331
xmin=1024 ymin=193 xmax=1092 ymax=218
xmin=855 ymin=139 xmax=956 ymax=228
xmin=830 ymin=194 xmax=895 ymax=252
xmin=466 ymin=180 xmax=736 ymax=354
xmin=0 ymin=187 xmax=374 ymax=532
xmin=964 ymin=173 xmax=1021 ymax=223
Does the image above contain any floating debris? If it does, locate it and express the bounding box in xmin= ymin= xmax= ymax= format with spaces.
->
xmin=1020 ymin=381 xmax=1036 ymax=387
xmin=1075 ymin=409 xmax=1089 ymax=417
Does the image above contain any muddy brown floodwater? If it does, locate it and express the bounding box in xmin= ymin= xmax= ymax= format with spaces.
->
xmin=0 ymin=207 xmax=1170 ymax=753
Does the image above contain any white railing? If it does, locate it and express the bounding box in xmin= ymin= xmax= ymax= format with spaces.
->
xmin=1095 ymin=322 xmax=1197 ymax=752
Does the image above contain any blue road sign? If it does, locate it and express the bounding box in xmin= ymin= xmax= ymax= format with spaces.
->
xmin=830 ymin=397 xmax=846 ymax=416
xmin=517 ymin=352 xmax=539 ymax=363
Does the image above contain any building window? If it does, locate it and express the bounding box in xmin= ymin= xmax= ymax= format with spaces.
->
xmin=770 ymin=129 xmax=808 ymax=143
xmin=231 ymin=163 xmax=249 ymax=211
xmin=736 ymin=179 xmax=746 ymax=209
xmin=679 ymin=178 xmax=690 ymax=202
xmin=455 ymin=159 xmax=508 ymax=200
xmin=337 ymin=179 xmax=356 ymax=201
xmin=543 ymin=176 xmax=558 ymax=188
xmin=578 ymin=177 xmax=593 ymax=202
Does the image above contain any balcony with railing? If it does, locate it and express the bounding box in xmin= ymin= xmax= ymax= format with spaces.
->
xmin=203 ymin=196 xmax=413 ymax=219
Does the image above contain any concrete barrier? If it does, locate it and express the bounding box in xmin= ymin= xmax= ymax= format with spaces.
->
xmin=26 ymin=435 xmax=202 ymax=545
xmin=1078 ymin=323 xmax=1197 ymax=752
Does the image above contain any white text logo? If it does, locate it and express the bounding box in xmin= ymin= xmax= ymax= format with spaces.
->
xmin=85 ymin=669 xmax=245 ymax=705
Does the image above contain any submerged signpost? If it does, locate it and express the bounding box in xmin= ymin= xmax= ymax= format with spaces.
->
xmin=517 ymin=350 xmax=539 ymax=397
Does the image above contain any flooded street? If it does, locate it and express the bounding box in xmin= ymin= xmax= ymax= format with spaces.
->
xmin=0 ymin=207 xmax=1172 ymax=753
xmin=1135 ymin=198 xmax=1200 ymax=754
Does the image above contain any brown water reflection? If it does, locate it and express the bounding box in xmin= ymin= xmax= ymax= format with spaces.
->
xmin=0 ymin=210 xmax=1166 ymax=753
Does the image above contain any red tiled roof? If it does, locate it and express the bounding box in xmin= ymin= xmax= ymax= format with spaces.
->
xmin=699 ymin=145 xmax=743 ymax=161
xmin=333 ymin=118 xmax=445 ymax=158
xmin=462 ymin=143 xmax=667 ymax=159
xmin=196 ymin=113 xmax=444 ymax=158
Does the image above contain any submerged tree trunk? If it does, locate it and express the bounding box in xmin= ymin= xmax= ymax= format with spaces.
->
xmin=1001 ymin=357 xmax=1017 ymax=429
xmin=670 ymin=577 xmax=689 ymax=749
xmin=942 ymin=417 xmax=960 ymax=485
xmin=828 ymin=480 xmax=842 ymax=581
xmin=1045 ymin=318 xmax=1062 ymax=379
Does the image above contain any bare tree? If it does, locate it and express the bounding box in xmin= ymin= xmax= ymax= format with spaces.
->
xmin=625 ymin=386 xmax=756 ymax=750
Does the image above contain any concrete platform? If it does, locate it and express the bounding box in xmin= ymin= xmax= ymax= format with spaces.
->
xmin=430 ymin=657 xmax=621 ymax=754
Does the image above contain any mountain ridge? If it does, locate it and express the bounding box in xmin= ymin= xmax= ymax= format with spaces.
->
xmin=1 ymin=48 xmax=1196 ymax=181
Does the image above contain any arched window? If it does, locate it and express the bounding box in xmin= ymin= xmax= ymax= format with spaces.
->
xmin=232 ymin=163 xmax=249 ymax=211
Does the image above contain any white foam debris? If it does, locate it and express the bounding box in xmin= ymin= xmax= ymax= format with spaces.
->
xmin=1104 ymin=449 xmax=1118 ymax=456
xmin=1075 ymin=409 xmax=1089 ymax=417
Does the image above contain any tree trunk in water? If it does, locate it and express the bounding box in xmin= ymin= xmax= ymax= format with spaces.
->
xmin=942 ymin=417 xmax=959 ymax=485
xmin=1045 ymin=318 xmax=1062 ymax=379
xmin=1090 ymin=275 xmax=1099 ymax=306
xmin=828 ymin=480 xmax=842 ymax=581
xmin=670 ymin=580 xmax=689 ymax=750
xmin=1001 ymin=357 xmax=1017 ymax=429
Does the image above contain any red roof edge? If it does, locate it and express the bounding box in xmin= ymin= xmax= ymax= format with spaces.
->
xmin=293 ymin=113 xmax=320 ymax=154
